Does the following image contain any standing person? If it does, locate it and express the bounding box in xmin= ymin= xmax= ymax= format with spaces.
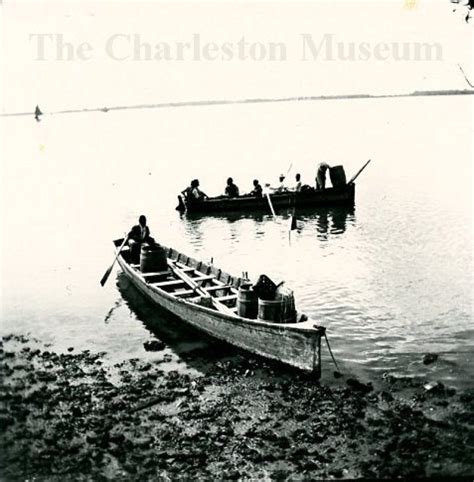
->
xmin=128 ymin=215 xmax=155 ymax=262
xmin=249 ymin=179 xmax=263 ymax=197
xmin=224 ymin=177 xmax=240 ymax=198
xmin=316 ymin=162 xmax=330 ymax=190
xmin=294 ymin=173 xmax=302 ymax=192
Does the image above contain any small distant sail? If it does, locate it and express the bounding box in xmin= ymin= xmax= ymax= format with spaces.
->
xmin=34 ymin=105 xmax=43 ymax=121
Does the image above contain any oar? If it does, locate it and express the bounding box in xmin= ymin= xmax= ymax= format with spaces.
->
xmin=265 ymin=192 xmax=276 ymax=216
xmin=167 ymin=260 xmax=235 ymax=315
xmin=348 ymin=159 xmax=371 ymax=185
xmin=100 ymin=235 xmax=129 ymax=287
xmin=262 ymin=185 xmax=276 ymax=217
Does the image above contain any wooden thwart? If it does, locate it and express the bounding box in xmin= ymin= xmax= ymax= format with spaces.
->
xmin=203 ymin=285 xmax=231 ymax=293
xmin=141 ymin=270 xmax=171 ymax=278
xmin=167 ymin=260 xmax=236 ymax=316
xmin=216 ymin=294 xmax=238 ymax=302
xmin=151 ymin=279 xmax=185 ymax=288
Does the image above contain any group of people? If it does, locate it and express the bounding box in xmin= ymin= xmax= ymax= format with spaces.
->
xmin=181 ymin=163 xmax=330 ymax=202
xmin=128 ymin=163 xmax=331 ymax=257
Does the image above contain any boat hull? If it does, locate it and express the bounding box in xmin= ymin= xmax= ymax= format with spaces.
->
xmin=116 ymin=251 xmax=323 ymax=376
xmin=184 ymin=184 xmax=355 ymax=214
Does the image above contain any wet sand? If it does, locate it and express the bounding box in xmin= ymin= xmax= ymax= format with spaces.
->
xmin=1 ymin=334 xmax=473 ymax=480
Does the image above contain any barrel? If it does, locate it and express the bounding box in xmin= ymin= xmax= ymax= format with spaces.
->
xmin=237 ymin=285 xmax=258 ymax=319
xmin=329 ymin=165 xmax=347 ymax=188
xmin=258 ymin=295 xmax=296 ymax=323
xmin=140 ymin=244 xmax=168 ymax=273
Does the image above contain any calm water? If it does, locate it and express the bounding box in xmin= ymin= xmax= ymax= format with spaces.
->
xmin=1 ymin=96 xmax=473 ymax=388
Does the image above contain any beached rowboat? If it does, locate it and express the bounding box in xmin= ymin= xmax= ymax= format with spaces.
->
xmin=114 ymin=239 xmax=326 ymax=377
xmin=181 ymin=184 xmax=355 ymax=214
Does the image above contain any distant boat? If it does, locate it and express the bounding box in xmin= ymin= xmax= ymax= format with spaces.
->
xmin=179 ymin=184 xmax=355 ymax=215
xmin=34 ymin=105 xmax=43 ymax=122
xmin=177 ymin=161 xmax=370 ymax=215
xmin=114 ymin=238 xmax=326 ymax=376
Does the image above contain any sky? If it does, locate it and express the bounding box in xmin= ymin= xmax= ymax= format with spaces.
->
xmin=0 ymin=0 xmax=473 ymax=114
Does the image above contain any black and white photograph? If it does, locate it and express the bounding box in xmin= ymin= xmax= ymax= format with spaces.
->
xmin=1 ymin=0 xmax=473 ymax=479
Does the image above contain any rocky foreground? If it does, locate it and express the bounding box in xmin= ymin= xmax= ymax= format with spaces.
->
xmin=1 ymin=334 xmax=473 ymax=480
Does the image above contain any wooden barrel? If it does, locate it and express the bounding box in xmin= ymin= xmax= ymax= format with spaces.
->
xmin=258 ymin=296 xmax=295 ymax=323
xmin=140 ymin=244 xmax=168 ymax=273
xmin=329 ymin=165 xmax=347 ymax=188
xmin=237 ymin=286 xmax=258 ymax=319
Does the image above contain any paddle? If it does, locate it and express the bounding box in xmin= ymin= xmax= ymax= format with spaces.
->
xmin=348 ymin=159 xmax=371 ymax=185
xmin=265 ymin=191 xmax=276 ymax=217
xmin=100 ymin=235 xmax=129 ymax=287
xmin=264 ymin=161 xmax=292 ymax=217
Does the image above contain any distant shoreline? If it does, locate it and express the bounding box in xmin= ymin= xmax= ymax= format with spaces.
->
xmin=2 ymin=88 xmax=473 ymax=118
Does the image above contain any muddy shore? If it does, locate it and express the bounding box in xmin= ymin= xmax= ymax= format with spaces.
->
xmin=1 ymin=334 xmax=473 ymax=480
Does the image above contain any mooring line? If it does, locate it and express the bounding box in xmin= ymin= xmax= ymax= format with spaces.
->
xmin=324 ymin=332 xmax=340 ymax=372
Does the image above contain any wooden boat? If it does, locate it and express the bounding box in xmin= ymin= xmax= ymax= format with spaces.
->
xmin=178 ymin=160 xmax=371 ymax=215
xmin=114 ymin=239 xmax=326 ymax=377
xmin=180 ymin=184 xmax=355 ymax=214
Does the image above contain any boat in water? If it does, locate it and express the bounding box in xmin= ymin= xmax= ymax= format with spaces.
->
xmin=177 ymin=160 xmax=370 ymax=215
xmin=114 ymin=239 xmax=326 ymax=377
xmin=180 ymin=184 xmax=355 ymax=214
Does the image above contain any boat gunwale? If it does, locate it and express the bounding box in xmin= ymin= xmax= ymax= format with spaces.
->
xmin=182 ymin=183 xmax=355 ymax=213
xmin=200 ymin=184 xmax=354 ymax=204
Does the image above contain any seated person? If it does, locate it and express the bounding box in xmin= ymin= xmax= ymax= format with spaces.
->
xmin=128 ymin=215 xmax=155 ymax=263
xmin=316 ymin=162 xmax=330 ymax=190
xmin=224 ymin=177 xmax=240 ymax=198
xmin=182 ymin=179 xmax=208 ymax=202
xmin=249 ymin=179 xmax=263 ymax=198
xmin=294 ymin=173 xmax=302 ymax=192
xmin=273 ymin=174 xmax=287 ymax=193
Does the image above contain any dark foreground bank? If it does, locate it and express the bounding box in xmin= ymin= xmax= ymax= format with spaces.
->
xmin=1 ymin=334 xmax=473 ymax=480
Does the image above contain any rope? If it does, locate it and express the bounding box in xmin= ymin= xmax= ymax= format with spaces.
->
xmin=324 ymin=332 xmax=340 ymax=372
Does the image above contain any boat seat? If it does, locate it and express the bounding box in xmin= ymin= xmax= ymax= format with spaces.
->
xmin=215 ymin=294 xmax=238 ymax=302
xmin=173 ymin=289 xmax=196 ymax=297
xmin=192 ymin=275 xmax=214 ymax=282
xmin=151 ymin=280 xmax=185 ymax=288
xmin=180 ymin=267 xmax=195 ymax=273
xmin=141 ymin=270 xmax=172 ymax=278
xmin=203 ymin=285 xmax=231 ymax=293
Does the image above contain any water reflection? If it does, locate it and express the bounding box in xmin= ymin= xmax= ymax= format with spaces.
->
xmin=299 ymin=206 xmax=356 ymax=240
xmin=184 ymin=211 xmax=267 ymax=224
xmin=183 ymin=206 xmax=355 ymax=236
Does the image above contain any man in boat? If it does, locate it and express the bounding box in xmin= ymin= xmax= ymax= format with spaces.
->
xmin=273 ymin=174 xmax=287 ymax=193
xmin=128 ymin=215 xmax=155 ymax=262
xmin=294 ymin=173 xmax=302 ymax=192
xmin=249 ymin=179 xmax=263 ymax=197
xmin=224 ymin=177 xmax=240 ymax=198
xmin=316 ymin=162 xmax=330 ymax=190
xmin=182 ymin=179 xmax=208 ymax=202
